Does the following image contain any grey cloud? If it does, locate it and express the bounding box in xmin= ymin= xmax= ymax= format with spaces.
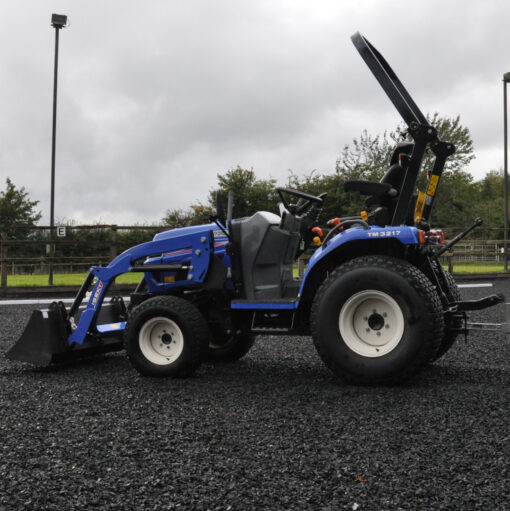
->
xmin=1 ymin=0 xmax=509 ymax=224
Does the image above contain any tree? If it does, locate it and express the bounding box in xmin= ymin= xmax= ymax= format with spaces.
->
xmin=423 ymin=113 xmax=475 ymax=175
xmin=333 ymin=113 xmax=477 ymax=226
xmin=0 ymin=178 xmax=41 ymax=285
xmin=470 ymin=170 xmax=505 ymax=234
xmin=286 ymin=171 xmax=356 ymax=223
xmin=208 ymin=166 xmax=278 ymax=218
xmin=159 ymin=114 xmax=480 ymax=230
xmin=162 ymin=166 xmax=278 ymax=226
xmin=162 ymin=206 xmax=211 ymax=229
xmin=0 ymin=178 xmax=41 ymax=236
xmin=337 ymin=114 xmax=474 ymax=181
xmin=336 ymin=129 xmax=398 ymax=181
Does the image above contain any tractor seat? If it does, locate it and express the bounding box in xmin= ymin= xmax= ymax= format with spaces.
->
xmin=342 ymin=141 xmax=413 ymax=226
xmin=344 ymin=163 xmax=406 ymax=226
xmin=344 ymin=162 xmax=405 ymax=201
xmin=344 ymin=180 xmax=398 ymax=199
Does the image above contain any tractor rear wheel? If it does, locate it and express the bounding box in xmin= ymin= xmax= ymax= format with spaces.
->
xmin=125 ymin=296 xmax=208 ymax=377
xmin=310 ymin=256 xmax=443 ymax=385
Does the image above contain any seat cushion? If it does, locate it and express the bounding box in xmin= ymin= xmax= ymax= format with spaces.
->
xmin=344 ymin=180 xmax=397 ymax=198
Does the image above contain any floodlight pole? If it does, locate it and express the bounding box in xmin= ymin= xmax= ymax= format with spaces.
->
xmin=504 ymin=73 xmax=510 ymax=272
xmin=49 ymin=14 xmax=68 ymax=285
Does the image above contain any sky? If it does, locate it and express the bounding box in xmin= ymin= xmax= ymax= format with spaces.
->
xmin=1 ymin=0 xmax=509 ymax=225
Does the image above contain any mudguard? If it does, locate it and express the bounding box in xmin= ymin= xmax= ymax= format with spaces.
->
xmin=298 ymin=225 xmax=420 ymax=297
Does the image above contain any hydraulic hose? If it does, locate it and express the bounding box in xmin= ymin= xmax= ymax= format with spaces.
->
xmin=322 ymin=219 xmax=370 ymax=249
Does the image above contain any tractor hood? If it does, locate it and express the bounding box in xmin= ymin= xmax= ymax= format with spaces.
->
xmin=153 ymin=222 xmax=221 ymax=242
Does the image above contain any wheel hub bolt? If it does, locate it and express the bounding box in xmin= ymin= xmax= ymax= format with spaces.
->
xmin=385 ymin=324 xmax=390 ymax=329
xmin=382 ymin=312 xmax=388 ymax=318
xmin=363 ymin=316 xmax=368 ymax=321
xmin=366 ymin=328 xmax=370 ymax=332
xmin=376 ymin=332 xmax=381 ymax=336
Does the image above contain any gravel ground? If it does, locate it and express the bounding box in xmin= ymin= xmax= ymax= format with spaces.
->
xmin=1 ymin=281 xmax=510 ymax=510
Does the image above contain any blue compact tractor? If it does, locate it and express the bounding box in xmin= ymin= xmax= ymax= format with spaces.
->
xmin=7 ymin=33 xmax=505 ymax=384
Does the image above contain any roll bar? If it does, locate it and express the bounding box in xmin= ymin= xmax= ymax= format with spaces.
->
xmin=351 ymin=32 xmax=430 ymax=129
xmin=351 ymin=32 xmax=456 ymax=226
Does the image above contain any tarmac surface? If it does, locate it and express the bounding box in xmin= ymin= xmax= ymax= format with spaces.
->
xmin=0 ymin=280 xmax=509 ymax=510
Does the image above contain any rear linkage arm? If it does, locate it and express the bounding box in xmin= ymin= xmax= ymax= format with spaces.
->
xmin=427 ymin=217 xmax=510 ymax=341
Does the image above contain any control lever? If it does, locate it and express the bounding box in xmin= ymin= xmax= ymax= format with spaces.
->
xmin=435 ymin=218 xmax=483 ymax=258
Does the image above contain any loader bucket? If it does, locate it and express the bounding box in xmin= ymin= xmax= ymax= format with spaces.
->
xmin=6 ymin=302 xmax=125 ymax=367
xmin=6 ymin=306 xmax=69 ymax=366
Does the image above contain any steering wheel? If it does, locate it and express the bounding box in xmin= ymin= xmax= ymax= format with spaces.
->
xmin=277 ymin=188 xmax=325 ymax=215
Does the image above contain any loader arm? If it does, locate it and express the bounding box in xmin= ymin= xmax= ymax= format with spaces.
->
xmin=6 ymin=231 xmax=213 ymax=366
xmin=69 ymin=231 xmax=213 ymax=345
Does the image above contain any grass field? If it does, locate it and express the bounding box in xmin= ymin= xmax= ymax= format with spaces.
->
xmin=4 ymin=262 xmax=508 ymax=287
xmin=7 ymin=273 xmax=142 ymax=287
xmin=449 ymin=262 xmax=506 ymax=274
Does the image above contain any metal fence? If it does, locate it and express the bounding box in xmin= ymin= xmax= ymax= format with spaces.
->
xmin=440 ymin=227 xmax=508 ymax=271
xmin=1 ymin=225 xmax=509 ymax=288
xmin=0 ymin=225 xmax=162 ymax=288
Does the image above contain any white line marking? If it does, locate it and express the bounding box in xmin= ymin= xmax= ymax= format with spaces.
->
xmin=457 ymin=283 xmax=493 ymax=288
xmin=0 ymin=297 xmax=130 ymax=306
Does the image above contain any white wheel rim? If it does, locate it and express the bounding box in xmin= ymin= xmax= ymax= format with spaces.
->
xmin=138 ymin=317 xmax=184 ymax=365
xmin=339 ymin=290 xmax=405 ymax=358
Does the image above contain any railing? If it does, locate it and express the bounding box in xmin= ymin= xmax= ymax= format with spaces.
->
xmin=0 ymin=224 xmax=162 ymax=288
xmin=1 ymin=225 xmax=509 ymax=289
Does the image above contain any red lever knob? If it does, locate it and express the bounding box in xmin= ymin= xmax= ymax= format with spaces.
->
xmin=312 ymin=227 xmax=324 ymax=238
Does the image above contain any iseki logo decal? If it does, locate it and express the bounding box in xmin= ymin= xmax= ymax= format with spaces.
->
xmin=92 ymin=281 xmax=103 ymax=307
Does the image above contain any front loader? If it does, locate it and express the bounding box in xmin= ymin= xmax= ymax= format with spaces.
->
xmin=6 ymin=32 xmax=509 ymax=384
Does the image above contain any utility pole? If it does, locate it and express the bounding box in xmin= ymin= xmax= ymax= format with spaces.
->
xmin=504 ymin=72 xmax=510 ymax=272
xmin=49 ymin=13 xmax=68 ymax=285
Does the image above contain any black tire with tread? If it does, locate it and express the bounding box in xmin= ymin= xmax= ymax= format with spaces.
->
xmin=125 ymin=295 xmax=209 ymax=377
xmin=206 ymin=332 xmax=255 ymax=363
xmin=310 ymin=255 xmax=444 ymax=385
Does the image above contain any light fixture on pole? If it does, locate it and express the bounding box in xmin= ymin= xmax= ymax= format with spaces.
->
xmin=49 ymin=13 xmax=69 ymax=285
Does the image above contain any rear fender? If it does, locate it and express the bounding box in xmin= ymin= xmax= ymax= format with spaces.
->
xmin=298 ymin=225 xmax=420 ymax=302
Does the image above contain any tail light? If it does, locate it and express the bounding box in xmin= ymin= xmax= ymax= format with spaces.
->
xmin=418 ymin=229 xmax=445 ymax=244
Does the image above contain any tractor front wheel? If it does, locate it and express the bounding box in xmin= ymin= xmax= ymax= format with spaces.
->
xmin=125 ymin=296 xmax=208 ymax=377
xmin=310 ymin=256 xmax=444 ymax=385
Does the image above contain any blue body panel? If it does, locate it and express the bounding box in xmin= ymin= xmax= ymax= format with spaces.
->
xmin=145 ymin=225 xmax=229 ymax=293
xmin=153 ymin=223 xmax=219 ymax=242
xmin=296 ymin=225 xmax=420 ymax=303
xmin=231 ymin=301 xmax=298 ymax=310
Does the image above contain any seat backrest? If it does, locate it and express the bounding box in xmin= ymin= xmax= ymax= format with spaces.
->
xmin=232 ymin=212 xmax=299 ymax=300
xmin=380 ymin=163 xmax=405 ymax=190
